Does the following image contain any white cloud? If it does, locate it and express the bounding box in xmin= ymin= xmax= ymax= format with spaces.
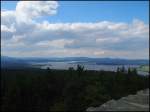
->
xmin=1 ymin=1 xmax=149 ymax=59
xmin=1 ymin=10 xmax=16 ymax=27
xmin=15 ymin=1 xmax=58 ymax=23
xmin=1 ymin=25 xmax=16 ymax=33
xmin=36 ymin=39 xmax=74 ymax=48
xmin=94 ymin=51 xmax=105 ymax=56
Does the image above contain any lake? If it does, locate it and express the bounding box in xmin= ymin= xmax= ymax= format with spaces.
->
xmin=30 ymin=61 xmax=149 ymax=76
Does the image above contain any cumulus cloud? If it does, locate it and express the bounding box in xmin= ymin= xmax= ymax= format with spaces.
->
xmin=1 ymin=1 xmax=149 ymax=59
xmin=1 ymin=25 xmax=16 ymax=33
xmin=1 ymin=10 xmax=16 ymax=26
xmin=16 ymin=1 xmax=58 ymax=23
xmin=35 ymin=39 xmax=74 ymax=48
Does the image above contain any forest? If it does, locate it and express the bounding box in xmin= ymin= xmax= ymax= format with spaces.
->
xmin=1 ymin=65 xmax=149 ymax=111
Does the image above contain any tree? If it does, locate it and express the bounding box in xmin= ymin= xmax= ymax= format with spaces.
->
xmin=132 ymin=68 xmax=137 ymax=75
xmin=47 ymin=67 xmax=52 ymax=73
xmin=120 ymin=66 xmax=125 ymax=73
xmin=128 ymin=67 xmax=131 ymax=74
xmin=76 ymin=65 xmax=84 ymax=76
xmin=68 ymin=67 xmax=74 ymax=71
xmin=116 ymin=67 xmax=120 ymax=74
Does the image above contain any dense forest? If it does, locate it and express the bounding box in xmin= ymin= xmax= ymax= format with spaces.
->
xmin=1 ymin=65 xmax=149 ymax=111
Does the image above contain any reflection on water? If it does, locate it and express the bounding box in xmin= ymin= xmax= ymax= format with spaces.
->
xmin=31 ymin=61 xmax=149 ymax=76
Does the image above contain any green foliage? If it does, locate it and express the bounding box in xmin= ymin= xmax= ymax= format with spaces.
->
xmin=132 ymin=68 xmax=137 ymax=75
xmin=68 ymin=67 xmax=74 ymax=71
xmin=120 ymin=66 xmax=126 ymax=73
xmin=77 ymin=64 xmax=84 ymax=75
xmin=1 ymin=67 xmax=149 ymax=111
xmin=128 ymin=67 xmax=131 ymax=74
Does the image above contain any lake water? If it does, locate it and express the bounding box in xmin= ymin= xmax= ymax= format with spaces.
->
xmin=31 ymin=61 xmax=149 ymax=76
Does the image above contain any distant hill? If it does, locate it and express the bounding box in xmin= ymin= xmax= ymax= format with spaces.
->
xmin=1 ymin=56 xmax=149 ymax=69
xmin=1 ymin=56 xmax=31 ymax=69
xmin=95 ymin=58 xmax=149 ymax=65
xmin=20 ymin=57 xmax=149 ymax=65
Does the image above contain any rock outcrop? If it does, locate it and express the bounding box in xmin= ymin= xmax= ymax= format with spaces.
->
xmin=87 ymin=89 xmax=149 ymax=111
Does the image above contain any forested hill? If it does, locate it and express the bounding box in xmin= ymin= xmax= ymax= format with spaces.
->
xmin=1 ymin=66 xmax=149 ymax=111
xmin=1 ymin=56 xmax=30 ymax=69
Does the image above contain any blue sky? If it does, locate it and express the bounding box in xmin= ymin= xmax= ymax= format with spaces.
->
xmin=1 ymin=1 xmax=149 ymax=59
xmin=1 ymin=1 xmax=149 ymax=23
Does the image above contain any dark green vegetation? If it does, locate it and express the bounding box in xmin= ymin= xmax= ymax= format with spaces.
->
xmin=1 ymin=66 xmax=149 ymax=111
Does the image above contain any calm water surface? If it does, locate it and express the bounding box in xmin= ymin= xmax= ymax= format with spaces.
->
xmin=31 ymin=61 xmax=149 ymax=76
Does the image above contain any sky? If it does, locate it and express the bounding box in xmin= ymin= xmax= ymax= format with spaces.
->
xmin=1 ymin=1 xmax=149 ymax=59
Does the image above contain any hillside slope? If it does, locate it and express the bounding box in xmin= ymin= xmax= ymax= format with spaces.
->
xmin=87 ymin=89 xmax=149 ymax=111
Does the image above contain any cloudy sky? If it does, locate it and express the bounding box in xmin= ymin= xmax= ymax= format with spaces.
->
xmin=1 ymin=1 xmax=149 ymax=59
